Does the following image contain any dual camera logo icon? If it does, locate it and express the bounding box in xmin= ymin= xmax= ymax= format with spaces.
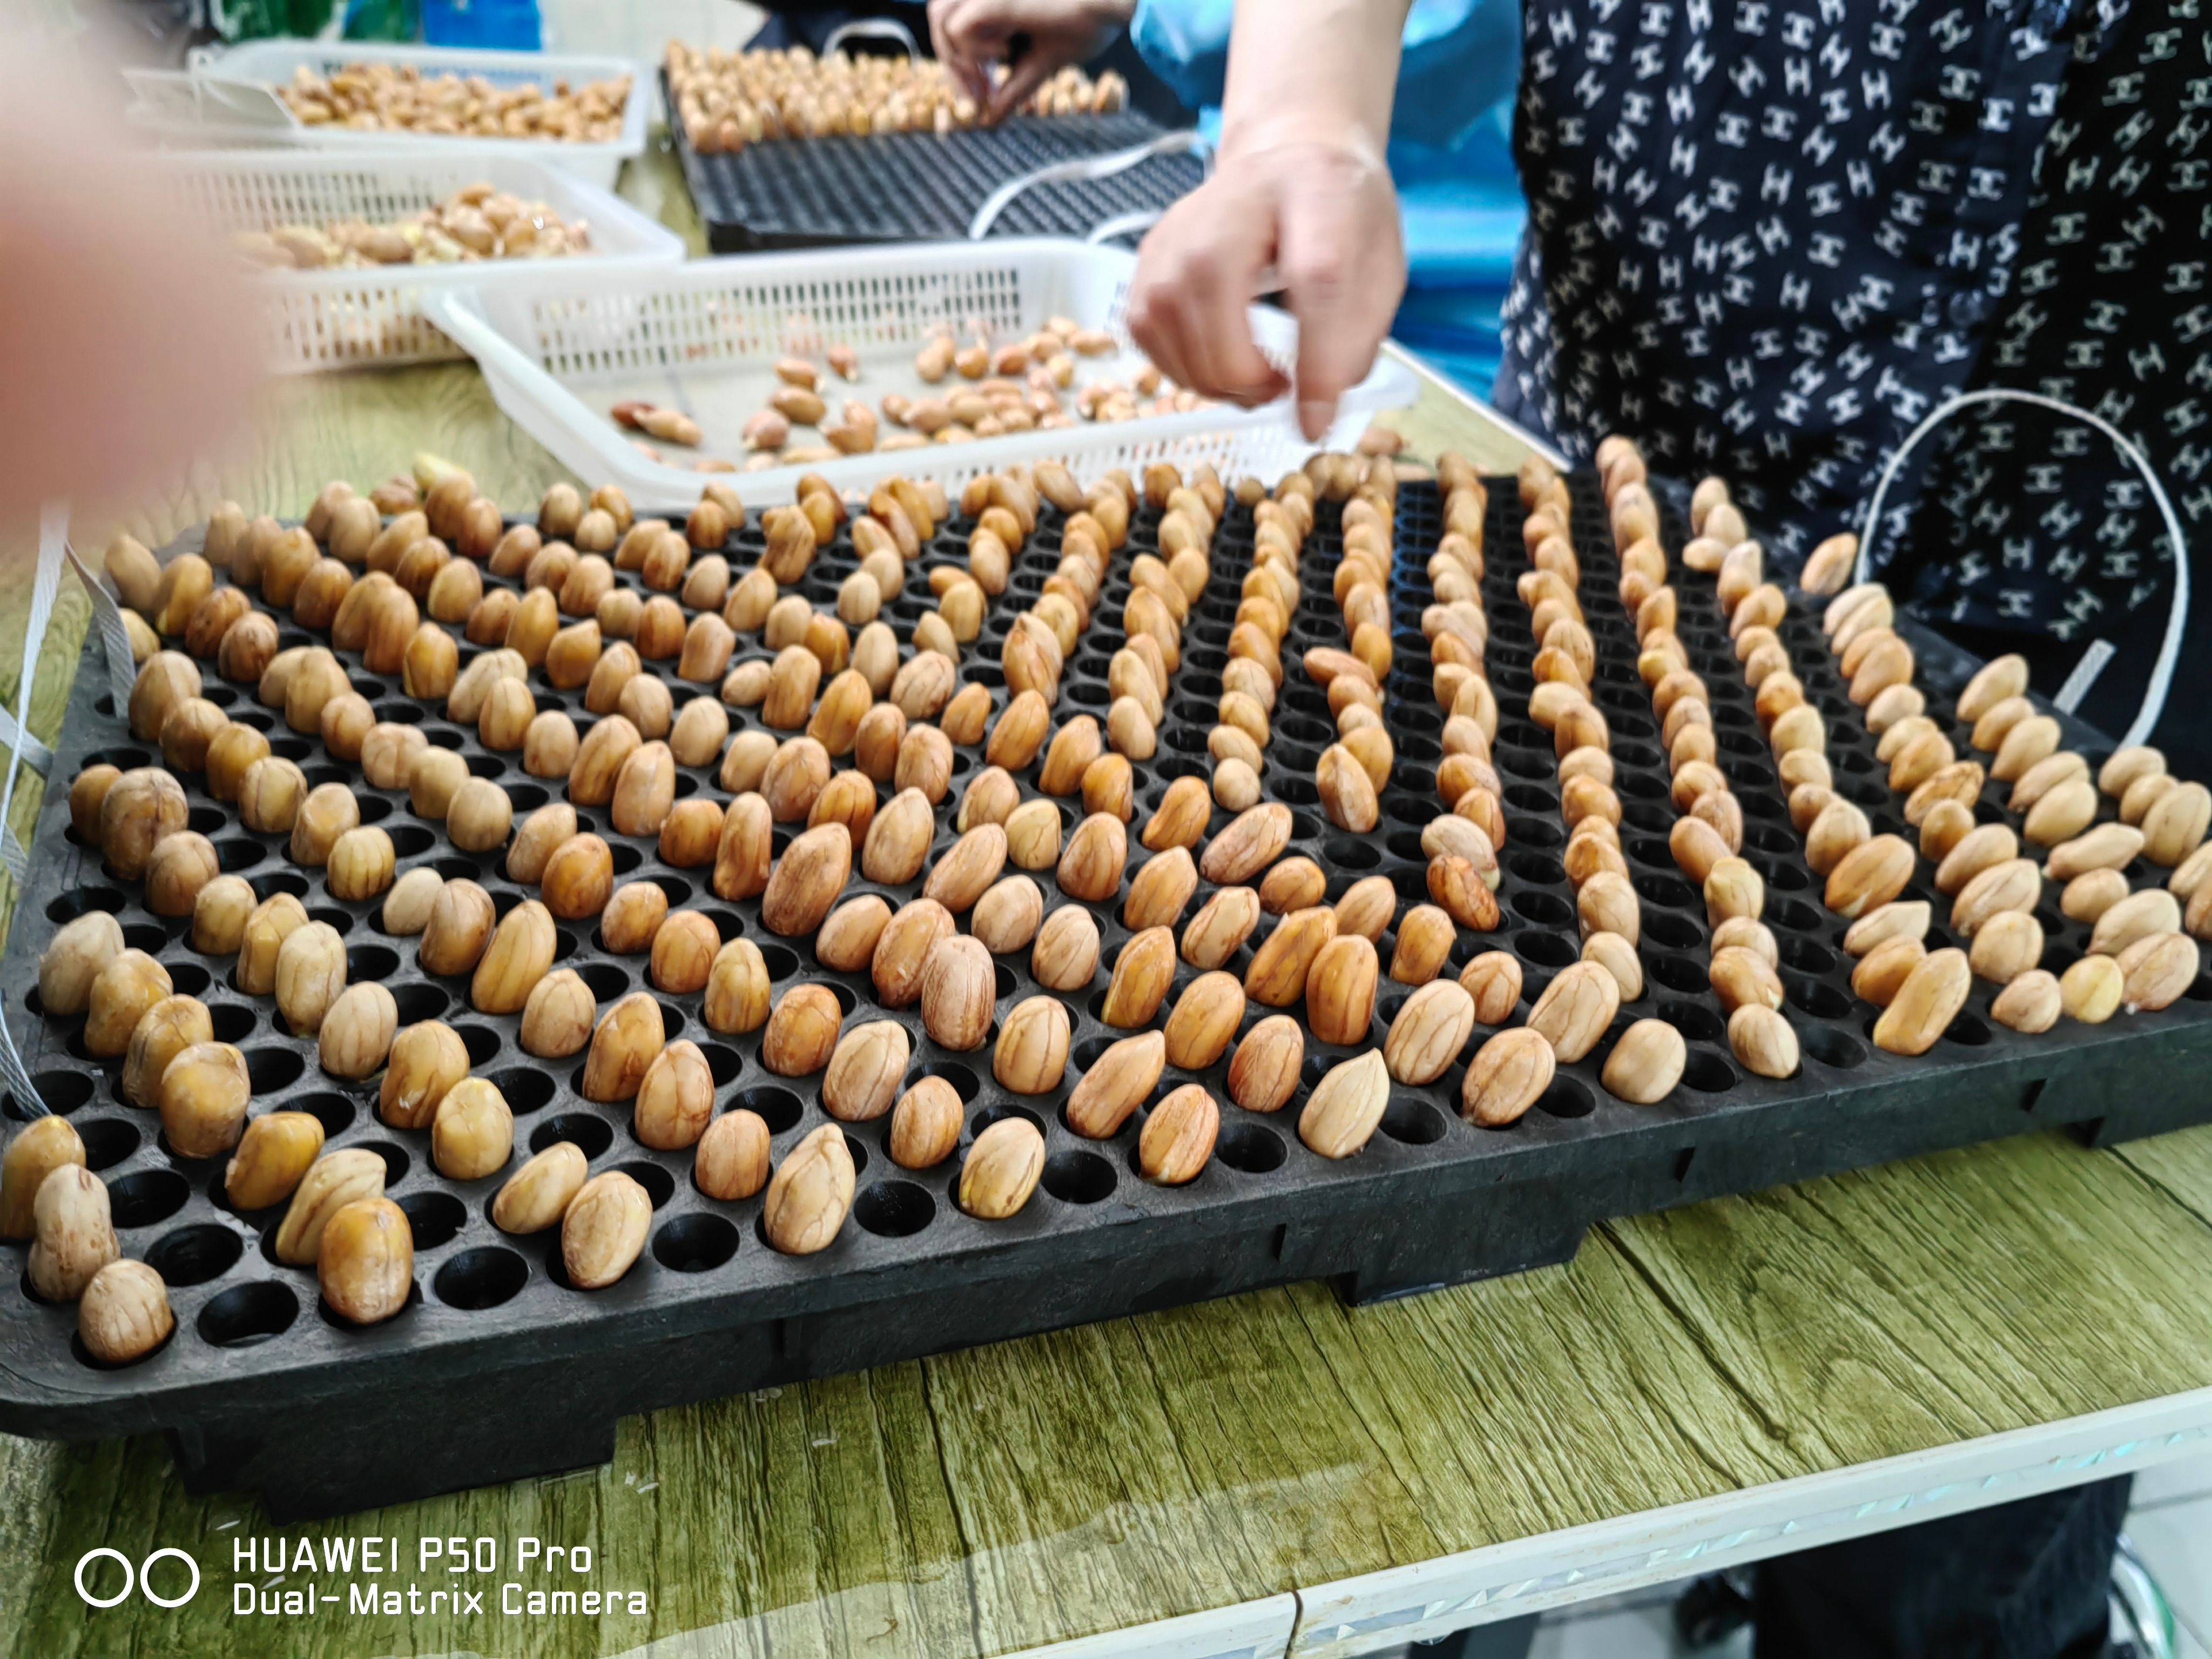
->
xmin=75 ymin=1547 xmax=200 ymax=1608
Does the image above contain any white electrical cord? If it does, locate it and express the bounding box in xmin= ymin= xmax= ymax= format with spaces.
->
xmin=967 ymin=128 xmax=1209 ymax=241
xmin=1854 ymin=387 xmax=2190 ymax=750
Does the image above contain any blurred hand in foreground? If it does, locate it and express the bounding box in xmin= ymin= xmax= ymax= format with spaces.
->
xmin=0 ymin=35 xmax=260 ymax=518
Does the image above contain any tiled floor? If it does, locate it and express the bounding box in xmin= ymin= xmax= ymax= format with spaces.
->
xmin=1489 ymin=1452 xmax=2212 ymax=1658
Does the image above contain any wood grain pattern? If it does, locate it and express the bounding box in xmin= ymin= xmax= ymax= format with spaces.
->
xmin=8 ymin=184 xmax=2212 ymax=1655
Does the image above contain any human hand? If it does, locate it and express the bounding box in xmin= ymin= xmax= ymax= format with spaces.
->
xmin=1128 ymin=133 xmax=1404 ymax=441
xmin=928 ymin=0 xmax=1134 ymax=122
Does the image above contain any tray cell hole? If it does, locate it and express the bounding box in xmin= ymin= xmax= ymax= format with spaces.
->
xmin=373 ymin=701 xmax=424 ymax=725
xmin=615 ymin=1159 xmax=678 ymax=1208
xmin=423 ymin=729 xmax=463 ymax=753
xmin=9 ymin=1069 xmax=94 ymax=1120
xmin=242 ymin=1047 xmax=305 ymax=1092
xmin=1507 ymin=853 xmax=1566 ymax=888
xmin=1514 ymin=817 xmax=1565 ymax=849
xmin=454 ymin=1025 xmax=503 ymax=1067
xmin=143 ymin=1222 xmax=243 ymax=1290
xmin=609 ymin=843 xmax=645 ymax=876
xmin=1798 ymin=1020 xmax=1867 ymax=1069
xmin=1658 ymin=1000 xmax=1725 ymax=1042
xmin=111 ymin=928 xmax=163 ymax=965
xmin=702 ymin=908 xmax=746 ymax=943
xmin=1777 ymin=936 xmax=1839 ymax=975
xmin=109 ymin=1169 xmax=191 ymax=1229
xmin=532 ymin=1112 xmax=615 ymax=1159
xmin=853 ymin=1178 xmax=938 ymax=1237
xmin=346 ymin=944 xmax=400 ymax=983
xmin=1740 ymin=790 xmax=1790 ymax=824
xmin=82 ymin=745 xmax=150 ymax=771
xmin=186 ymin=806 xmax=226 ymax=837
xmin=1621 ymin=804 xmax=1676 ymax=838
xmin=400 ymin=1191 xmax=467 ymax=1250
xmin=1535 ymin=1077 xmax=1594 ymax=1120
xmin=1502 ymin=784 xmax=1554 ymax=816
xmin=161 ymin=962 xmax=210 ymax=1000
xmin=436 ymin=1245 xmax=529 ymax=1310
xmin=197 ymin=1280 xmax=299 ymax=1348
xmin=1941 ymin=1013 xmax=1993 ymax=1048
xmin=1385 ymin=795 xmax=1436 ymax=831
xmin=1514 ymin=928 xmax=1579 ymax=969
xmin=1647 ymin=954 xmax=1710 ymax=996
xmin=484 ymin=1069 xmax=553 ymax=1118
xmin=1380 ymin=1097 xmax=1447 ymax=1145
xmin=433 ymin=856 xmax=481 ymax=882
xmin=355 ymin=799 xmax=395 ymax=829
xmin=208 ymin=1004 xmax=256 ymax=1043
xmin=390 ymin=983 xmax=449 ymax=1026
xmin=1616 ymin=770 xmax=1669 ymax=803
xmin=1631 ymin=874 xmax=1698 ymax=911
xmin=1386 ymin=831 xmax=1429 ymax=864
xmin=1768 ymin=896 xmax=1830 ymax=935
xmin=267 ymin=737 xmax=313 ymax=764
xmin=387 ymin=825 xmax=436 ymax=859
xmin=1755 ymin=859 xmax=1812 ymax=894
xmin=305 ymin=907 xmax=355 ymax=937
xmin=689 ymin=1044 xmax=740 ymax=1090
xmin=1679 ymin=1049 xmax=1738 ymax=1092
xmin=1509 ymin=888 xmax=1575 ymax=929
xmin=289 ymin=1093 xmax=356 ymax=1137
xmin=572 ymin=962 xmax=629 ymax=1002
xmin=1273 ymin=775 xmax=1319 ymax=807
xmin=1320 ymin=837 xmax=1381 ymax=873
xmin=2188 ymin=971 xmax=2212 ymax=1003
xmin=649 ymin=1211 xmax=743 ymax=1273
xmin=1614 ymin=740 xmax=1665 ymax=772
xmin=47 ymin=886 xmax=126 ymax=924
xmin=77 ymin=1116 xmax=141 ymax=1170
xmin=467 ymin=755 xmax=508 ymax=781
xmin=210 ymin=837 xmax=266 ymax=875
xmin=731 ymin=1087 xmax=805 ymax=1134
xmin=1212 ymin=1123 xmax=1285 ymax=1175
xmin=758 ymin=943 xmax=801 ymax=981
xmin=1642 ymin=910 xmax=1704 ymax=951
xmin=1499 ymin=748 xmax=1555 ymax=782
xmin=1065 ymin=682 xmax=1109 ymax=709
xmin=652 ymin=874 xmax=695 ymax=908
xmin=989 ymin=963 xmax=1017 ymax=1003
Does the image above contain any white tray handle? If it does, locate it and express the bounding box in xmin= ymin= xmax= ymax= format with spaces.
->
xmin=821 ymin=18 xmax=922 ymax=57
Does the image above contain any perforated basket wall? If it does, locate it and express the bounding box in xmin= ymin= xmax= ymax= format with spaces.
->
xmin=3 ymin=471 xmax=2208 ymax=1521
xmin=161 ymin=151 xmax=685 ymax=374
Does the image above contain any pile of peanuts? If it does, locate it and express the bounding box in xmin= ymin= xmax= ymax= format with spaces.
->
xmin=278 ymin=62 xmax=631 ymax=143
xmin=232 ymin=180 xmax=593 ymax=271
xmin=623 ymin=320 xmax=1203 ymax=474
xmin=665 ymin=41 xmax=1126 ymax=154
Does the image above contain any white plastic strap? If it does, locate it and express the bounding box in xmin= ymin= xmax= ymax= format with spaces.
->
xmin=65 ymin=544 xmax=139 ymax=714
xmin=967 ymin=129 xmax=1210 ymax=241
xmin=0 ymin=503 xmax=66 ymax=882
xmin=2053 ymin=640 xmax=2116 ymax=716
xmin=1856 ymin=387 xmax=2190 ymax=751
xmin=821 ymin=18 xmax=920 ymax=57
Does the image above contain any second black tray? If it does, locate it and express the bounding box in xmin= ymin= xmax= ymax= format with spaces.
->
xmin=665 ymin=97 xmax=1204 ymax=251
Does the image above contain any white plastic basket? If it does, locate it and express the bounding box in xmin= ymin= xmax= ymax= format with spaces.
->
xmin=422 ymin=239 xmax=1420 ymax=510
xmin=124 ymin=41 xmax=648 ymax=190
xmin=160 ymin=149 xmax=685 ymax=374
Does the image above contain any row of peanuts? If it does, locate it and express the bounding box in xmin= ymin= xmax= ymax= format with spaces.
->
xmin=667 ymin=42 xmax=1125 ymax=153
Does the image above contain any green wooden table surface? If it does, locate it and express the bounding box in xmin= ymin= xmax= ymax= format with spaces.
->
xmin=3 ymin=145 xmax=2211 ymax=1658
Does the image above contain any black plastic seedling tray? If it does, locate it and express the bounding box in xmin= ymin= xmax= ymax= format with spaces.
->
xmin=3 ymin=474 xmax=2209 ymax=1521
xmin=664 ymin=90 xmax=1203 ymax=251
